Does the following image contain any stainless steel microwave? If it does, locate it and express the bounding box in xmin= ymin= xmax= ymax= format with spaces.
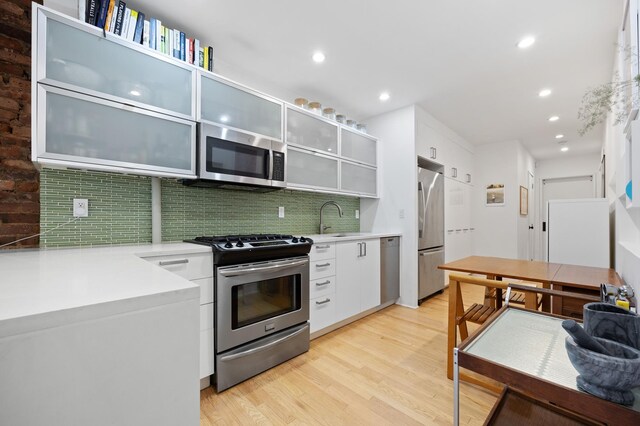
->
xmin=196 ymin=122 xmax=286 ymax=190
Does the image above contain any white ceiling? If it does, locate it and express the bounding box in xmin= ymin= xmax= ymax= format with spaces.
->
xmin=134 ymin=0 xmax=624 ymax=160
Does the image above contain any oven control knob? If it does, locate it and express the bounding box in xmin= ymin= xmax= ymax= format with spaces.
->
xmin=299 ymin=237 xmax=306 ymax=242
xmin=291 ymin=237 xmax=298 ymax=243
xmin=236 ymin=241 xmax=244 ymax=248
xmin=224 ymin=242 xmax=233 ymax=249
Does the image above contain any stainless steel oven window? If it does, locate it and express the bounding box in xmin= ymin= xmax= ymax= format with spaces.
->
xmin=231 ymin=274 xmax=301 ymax=329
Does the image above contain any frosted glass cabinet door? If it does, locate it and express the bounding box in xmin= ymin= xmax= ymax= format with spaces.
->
xmin=286 ymin=107 xmax=338 ymax=154
xmin=39 ymin=86 xmax=195 ymax=176
xmin=340 ymin=128 xmax=377 ymax=166
xmin=40 ymin=12 xmax=194 ymax=118
xmin=199 ymin=74 xmax=283 ymax=140
xmin=287 ymin=148 xmax=338 ymax=190
xmin=341 ymin=162 xmax=377 ymax=196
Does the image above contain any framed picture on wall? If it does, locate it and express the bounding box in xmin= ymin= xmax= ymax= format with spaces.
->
xmin=520 ymin=185 xmax=528 ymax=215
xmin=486 ymin=184 xmax=505 ymax=206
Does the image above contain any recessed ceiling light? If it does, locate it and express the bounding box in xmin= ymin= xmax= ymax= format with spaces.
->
xmin=517 ymin=36 xmax=535 ymax=49
xmin=555 ymin=134 xmax=564 ymax=139
xmin=129 ymin=90 xmax=141 ymax=96
xmin=561 ymin=146 xmax=569 ymax=152
xmin=538 ymin=89 xmax=552 ymax=97
xmin=312 ymin=51 xmax=325 ymax=63
xmin=219 ymin=115 xmax=230 ymax=123
xmin=548 ymin=115 xmax=559 ymax=122
xmin=379 ymin=92 xmax=390 ymax=101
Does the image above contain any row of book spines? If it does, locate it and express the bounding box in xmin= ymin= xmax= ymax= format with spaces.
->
xmin=86 ymin=0 xmax=214 ymax=71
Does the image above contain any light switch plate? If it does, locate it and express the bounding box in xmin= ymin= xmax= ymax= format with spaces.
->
xmin=73 ymin=198 xmax=89 ymax=217
xmin=399 ymin=209 xmax=405 ymax=219
xmin=278 ymin=206 xmax=285 ymax=218
xmin=355 ymin=209 xmax=360 ymax=219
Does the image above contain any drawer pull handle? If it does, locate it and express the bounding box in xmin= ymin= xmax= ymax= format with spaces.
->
xmin=316 ymin=298 xmax=331 ymax=305
xmin=315 ymin=245 xmax=331 ymax=249
xmin=316 ymin=263 xmax=331 ymax=268
xmin=316 ymin=280 xmax=331 ymax=286
xmin=159 ymin=259 xmax=189 ymax=266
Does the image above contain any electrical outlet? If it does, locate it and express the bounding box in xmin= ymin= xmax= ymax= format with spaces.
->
xmin=278 ymin=206 xmax=285 ymax=218
xmin=399 ymin=209 xmax=405 ymax=219
xmin=355 ymin=209 xmax=360 ymax=219
xmin=73 ymin=198 xmax=89 ymax=218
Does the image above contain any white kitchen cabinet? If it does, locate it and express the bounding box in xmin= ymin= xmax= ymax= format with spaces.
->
xmin=36 ymin=7 xmax=196 ymax=119
xmin=340 ymin=127 xmax=377 ymax=166
xmin=416 ymin=122 xmax=446 ymax=164
xmin=340 ymin=161 xmax=378 ymax=197
xmin=36 ymin=85 xmax=196 ymax=178
xmin=141 ymin=251 xmax=214 ymax=382
xmin=286 ymin=106 xmax=338 ymax=155
xmin=33 ymin=6 xmax=197 ymax=179
xmin=335 ymin=239 xmax=381 ymax=322
xmin=445 ymin=178 xmax=473 ymax=263
xmin=287 ymin=147 xmax=339 ymax=191
xmin=309 ymin=242 xmax=337 ymax=334
xmin=199 ymin=72 xmax=283 ymax=141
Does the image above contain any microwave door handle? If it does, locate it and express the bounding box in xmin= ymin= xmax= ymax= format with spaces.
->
xmin=268 ymin=148 xmax=274 ymax=180
xmin=218 ymin=259 xmax=308 ymax=277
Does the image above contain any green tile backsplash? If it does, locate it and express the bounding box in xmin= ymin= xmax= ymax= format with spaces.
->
xmin=40 ymin=169 xmax=360 ymax=247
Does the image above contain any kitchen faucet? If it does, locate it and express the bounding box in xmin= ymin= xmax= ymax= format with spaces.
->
xmin=319 ymin=201 xmax=343 ymax=234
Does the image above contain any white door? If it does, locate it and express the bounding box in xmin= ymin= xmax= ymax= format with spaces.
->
xmin=540 ymin=175 xmax=595 ymax=261
xmin=527 ymin=172 xmax=535 ymax=261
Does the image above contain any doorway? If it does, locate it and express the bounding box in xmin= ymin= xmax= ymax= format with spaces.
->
xmin=527 ymin=172 xmax=535 ymax=261
xmin=539 ymin=175 xmax=595 ymax=261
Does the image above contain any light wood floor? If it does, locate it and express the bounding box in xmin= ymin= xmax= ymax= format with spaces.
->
xmin=200 ymin=285 xmax=497 ymax=425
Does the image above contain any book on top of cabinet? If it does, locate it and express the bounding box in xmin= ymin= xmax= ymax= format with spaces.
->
xmin=83 ymin=0 xmax=215 ymax=71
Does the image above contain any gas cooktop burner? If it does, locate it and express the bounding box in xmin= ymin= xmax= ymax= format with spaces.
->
xmin=186 ymin=234 xmax=314 ymax=264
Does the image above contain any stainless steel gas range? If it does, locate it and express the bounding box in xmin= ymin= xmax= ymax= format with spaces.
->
xmin=187 ymin=234 xmax=313 ymax=392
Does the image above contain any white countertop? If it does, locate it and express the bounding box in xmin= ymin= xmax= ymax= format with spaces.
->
xmin=0 ymin=242 xmax=209 ymax=338
xmin=305 ymin=232 xmax=401 ymax=243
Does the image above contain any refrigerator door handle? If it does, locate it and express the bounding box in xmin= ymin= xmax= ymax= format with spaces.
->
xmin=418 ymin=181 xmax=425 ymax=239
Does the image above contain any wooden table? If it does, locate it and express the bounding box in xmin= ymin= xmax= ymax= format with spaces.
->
xmin=453 ymin=306 xmax=640 ymax=425
xmin=439 ymin=256 xmax=623 ymax=316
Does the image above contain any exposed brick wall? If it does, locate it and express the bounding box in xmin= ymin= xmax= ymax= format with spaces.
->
xmin=0 ymin=0 xmax=42 ymax=249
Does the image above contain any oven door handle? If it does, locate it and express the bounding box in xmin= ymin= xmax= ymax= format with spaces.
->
xmin=218 ymin=259 xmax=308 ymax=277
xmin=218 ymin=324 xmax=308 ymax=362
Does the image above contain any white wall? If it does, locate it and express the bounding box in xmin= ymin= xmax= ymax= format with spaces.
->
xmin=361 ymin=105 xmax=418 ymax=307
xmin=44 ymin=0 xmax=79 ymax=18
xmin=472 ymin=141 xmax=519 ymax=258
xmin=516 ymin=144 xmax=535 ymax=260
xmin=535 ymin=153 xmax=601 ymax=181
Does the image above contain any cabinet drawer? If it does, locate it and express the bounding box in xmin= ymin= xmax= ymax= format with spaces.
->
xmin=310 ymin=294 xmax=336 ymax=334
xmin=192 ymin=277 xmax=214 ymax=305
xmin=310 ymin=259 xmax=336 ymax=280
xmin=200 ymin=303 xmax=213 ymax=332
xmin=310 ymin=276 xmax=335 ymax=299
xmin=309 ymin=242 xmax=335 ymax=261
xmin=144 ymin=252 xmax=213 ymax=281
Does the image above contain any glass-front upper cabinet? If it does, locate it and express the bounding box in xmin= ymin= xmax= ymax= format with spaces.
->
xmin=286 ymin=107 xmax=338 ymax=155
xmin=287 ymin=147 xmax=338 ymax=190
xmin=340 ymin=161 xmax=377 ymax=197
xmin=37 ymin=85 xmax=196 ymax=178
xmin=199 ymin=73 xmax=283 ymax=141
xmin=36 ymin=7 xmax=195 ymax=119
xmin=340 ymin=127 xmax=377 ymax=166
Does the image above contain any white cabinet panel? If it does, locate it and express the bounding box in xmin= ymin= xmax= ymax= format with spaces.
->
xmin=340 ymin=161 xmax=377 ymax=196
xmin=335 ymin=239 xmax=381 ymax=322
xmin=192 ymin=277 xmax=214 ymax=305
xmin=310 ymin=259 xmax=336 ymax=280
xmin=286 ymin=107 xmax=338 ymax=154
xmin=340 ymin=128 xmax=376 ymax=166
xmin=287 ymin=147 xmax=338 ymax=190
xmin=38 ymin=85 xmax=196 ymax=177
xmin=199 ymin=303 xmax=214 ymax=378
xmin=142 ymin=252 xmax=213 ymax=282
xmin=310 ymin=276 xmax=335 ymax=299
xmin=310 ymin=294 xmax=335 ymax=334
xmin=309 ymin=242 xmax=336 ymax=261
xmin=39 ymin=10 xmax=195 ymax=118
xmin=199 ymin=73 xmax=282 ymax=140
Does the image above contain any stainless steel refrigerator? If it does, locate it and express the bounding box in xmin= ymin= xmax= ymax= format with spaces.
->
xmin=418 ymin=167 xmax=445 ymax=300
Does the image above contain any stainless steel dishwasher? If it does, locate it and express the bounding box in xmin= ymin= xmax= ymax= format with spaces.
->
xmin=380 ymin=237 xmax=400 ymax=303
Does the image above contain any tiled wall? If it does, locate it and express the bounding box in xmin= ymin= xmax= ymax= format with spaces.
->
xmin=40 ymin=169 xmax=360 ymax=247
